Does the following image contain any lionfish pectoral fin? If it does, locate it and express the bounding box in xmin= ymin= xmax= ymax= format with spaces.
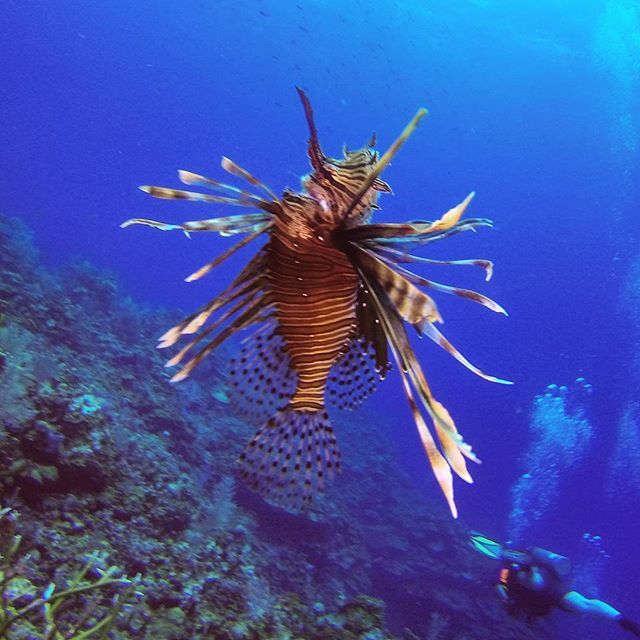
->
xmin=395 ymin=324 xmax=480 ymax=474
xmin=372 ymin=253 xmax=507 ymax=315
xmin=350 ymin=243 xmax=442 ymax=325
xmin=370 ymin=246 xmax=494 ymax=282
xmin=164 ymin=286 xmax=262 ymax=368
xmin=120 ymin=218 xmax=181 ymax=231
xmin=356 ymin=268 xmax=465 ymax=516
xmin=348 ymin=244 xmax=511 ymax=384
xmin=396 ymin=366 xmax=458 ymax=517
xmin=169 ymin=296 xmax=268 ymax=382
xmin=355 ymin=286 xmax=391 ymax=378
xmin=185 ymin=227 xmax=267 ymax=282
xmin=220 ymin=157 xmax=279 ymax=201
xmin=405 ymin=345 xmax=481 ymax=466
xmin=419 ymin=322 xmax=513 ymax=385
xmin=430 ymin=399 xmax=475 ymax=483
xmin=425 ymin=192 xmax=475 ymax=233
xmin=356 ymin=264 xmax=482 ymax=515
xmin=239 ymin=407 xmax=341 ymax=514
xmin=120 ymin=213 xmax=272 ymax=236
xmin=136 ymin=184 xmax=274 ymax=211
xmin=158 ymin=249 xmax=266 ymax=348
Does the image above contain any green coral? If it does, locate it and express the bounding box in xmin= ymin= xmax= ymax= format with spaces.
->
xmin=69 ymin=394 xmax=106 ymax=417
xmin=0 ymin=507 xmax=141 ymax=639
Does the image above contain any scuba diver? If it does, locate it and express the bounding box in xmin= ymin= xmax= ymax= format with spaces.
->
xmin=470 ymin=534 xmax=640 ymax=636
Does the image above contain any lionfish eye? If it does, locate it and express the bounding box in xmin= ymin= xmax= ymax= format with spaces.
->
xmin=365 ymin=149 xmax=377 ymax=166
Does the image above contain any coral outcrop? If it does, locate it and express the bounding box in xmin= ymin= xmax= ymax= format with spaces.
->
xmin=0 ymin=507 xmax=140 ymax=639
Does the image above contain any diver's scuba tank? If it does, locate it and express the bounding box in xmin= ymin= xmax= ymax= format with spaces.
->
xmin=529 ymin=546 xmax=571 ymax=576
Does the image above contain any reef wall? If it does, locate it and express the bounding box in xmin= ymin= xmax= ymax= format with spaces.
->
xmin=0 ymin=214 xmax=545 ymax=639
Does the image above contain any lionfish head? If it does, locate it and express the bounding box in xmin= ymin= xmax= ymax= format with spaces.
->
xmin=296 ymin=88 xmax=392 ymax=219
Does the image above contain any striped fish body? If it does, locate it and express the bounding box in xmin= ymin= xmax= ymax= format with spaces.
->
xmin=234 ymin=193 xmax=363 ymax=512
xmin=123 ymin=88 xmax=510 ymax=516
xmin=268 ymin=198 xmax=361 ymax=411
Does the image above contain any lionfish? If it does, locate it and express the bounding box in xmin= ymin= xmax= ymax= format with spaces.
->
xmin=122 ymin=88 xmax=510 ymax=517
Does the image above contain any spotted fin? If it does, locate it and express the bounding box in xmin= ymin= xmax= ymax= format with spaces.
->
xmin=229 ymin=326 xmax=297 ymax=423
xmin=327 ymin=338 xmax=381 ymax=411
xmin=239 ymin=408 xmax=341 ymax=513
xmin=355 ymin=284 xmax=391 ymax=376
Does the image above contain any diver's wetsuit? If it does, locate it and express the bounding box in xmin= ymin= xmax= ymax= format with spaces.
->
xmin=500 ymin=564 xmax=568 ymax=620
xmin=497 ymin=549 xmax=640 ymax=636
xmin=471 ymin=535 xmax=640 ymax=635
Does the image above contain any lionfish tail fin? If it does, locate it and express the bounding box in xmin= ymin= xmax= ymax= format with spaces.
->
xmin=239 ymin=407 xmax=341 ymax=513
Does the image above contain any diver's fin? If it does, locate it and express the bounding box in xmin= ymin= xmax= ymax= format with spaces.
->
xmin=470 ymin=534 xmax=532 ymax=565
xmin=470 ymin=533 xmax=505 ymax=560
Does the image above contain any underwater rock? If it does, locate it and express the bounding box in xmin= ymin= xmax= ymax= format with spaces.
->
xmin=20 ymin=420 xmax=63 ymax=465
xmin=145 ymin=606 xmax=186 ymax=639
xmin=339 ymin=595 xmax=387 ymax=634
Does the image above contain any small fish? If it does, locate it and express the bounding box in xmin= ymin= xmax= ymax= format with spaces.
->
xmin=122 ymin=88 xmax=510 ymax=517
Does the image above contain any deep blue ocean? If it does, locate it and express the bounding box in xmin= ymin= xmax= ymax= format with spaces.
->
xmin=1 ymin=1 xmax=639 ymax=638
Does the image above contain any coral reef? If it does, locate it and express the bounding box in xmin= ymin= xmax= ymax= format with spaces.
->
xmin=0 ymin=507 xmax=140 ymax=639
xmin=0 ymin=214 xmax=545 ymax=639
xmin=508 ymin=382 xmax=593 ymax=545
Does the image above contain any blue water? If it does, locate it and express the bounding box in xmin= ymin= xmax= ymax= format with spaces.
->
xmin=2 ymin=1 xmax=639 ymax=638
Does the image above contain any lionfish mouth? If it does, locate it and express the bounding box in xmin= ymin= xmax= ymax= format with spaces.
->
xmin=304 ymin=181 xmax=330 ymax=211
xmin=122 ymin=88 xmax=510 ymax=518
